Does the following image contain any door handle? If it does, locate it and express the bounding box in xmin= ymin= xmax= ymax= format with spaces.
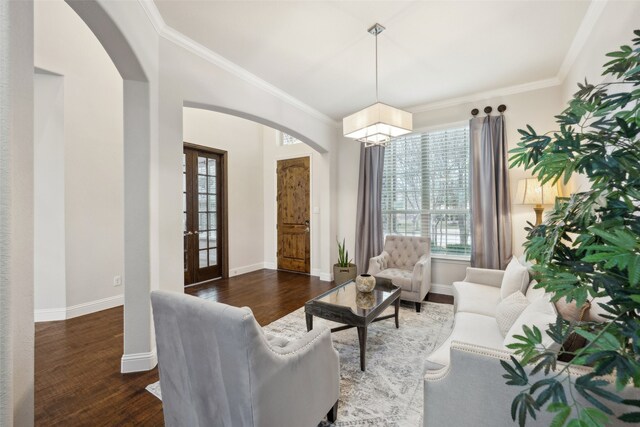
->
xmin=184 ymin=231 xmax=193 ymax=236
xmin=304 ymin=219 xmax=310 ymax=233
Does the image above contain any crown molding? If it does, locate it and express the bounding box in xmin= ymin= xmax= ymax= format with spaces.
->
xmin=408 ymin=77 xmax=561 ymax=114
xmin=136 ymin=0 xmax=337 ymax=127
xmin=138 ymin=0 xmax=604 ymax=121
xmin=556 ymin=0 xmax=608 ymax=83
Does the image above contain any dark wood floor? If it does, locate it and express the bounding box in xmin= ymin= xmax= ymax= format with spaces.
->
xmin=35 ymin=269 xmax=452 ymax=426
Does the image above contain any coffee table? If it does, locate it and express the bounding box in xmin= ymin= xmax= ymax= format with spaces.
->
xmin=304 ymin=277 xmax=401 ymax=371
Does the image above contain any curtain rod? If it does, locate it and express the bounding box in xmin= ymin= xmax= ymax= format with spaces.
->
xmin=471 ymin=105 xmax=506 ymax=116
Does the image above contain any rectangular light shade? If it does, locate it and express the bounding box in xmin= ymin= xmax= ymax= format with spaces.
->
xmin=515 ymin=178 xmax=559 ymax=205
xmin=343 ymin=102 xmax=412 ymax=144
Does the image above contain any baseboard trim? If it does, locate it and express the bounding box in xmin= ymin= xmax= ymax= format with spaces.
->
xmin=263 ymin=261 xmax=276 ymax=270
xmin=34 ymin=294 xmax=124 ymax=322
xmin=34 ymin=307 xmax=67 ymax=322
xmin=431 ymin=283 xmax=453 ymax=296
xmin=121 ymin=349 xmax=158 ymax=373
xmin=229 ymin=262 xmax=266 ymax=277
xmin=319 ymin=272 xmax=332 ymax=282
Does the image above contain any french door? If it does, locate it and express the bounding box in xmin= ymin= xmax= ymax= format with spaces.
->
xmin=183 ymin=145 xmax=227 ymax=285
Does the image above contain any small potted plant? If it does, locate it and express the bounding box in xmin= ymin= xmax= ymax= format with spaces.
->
xmin=334 ymin=238 xmax=357 ymax=285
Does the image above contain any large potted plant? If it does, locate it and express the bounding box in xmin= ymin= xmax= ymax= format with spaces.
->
xmin=503 ymin=30 xmax=640 ymax=426
xmin=334 ymin=238 xmax=357 ymax=285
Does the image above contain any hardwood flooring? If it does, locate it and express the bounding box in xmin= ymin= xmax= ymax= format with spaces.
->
xmin=35 ymin=269 xmax=452 ymax=426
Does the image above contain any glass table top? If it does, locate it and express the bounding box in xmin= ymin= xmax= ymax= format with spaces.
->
xmin=314 ymin=279 xmax=397 ymax=313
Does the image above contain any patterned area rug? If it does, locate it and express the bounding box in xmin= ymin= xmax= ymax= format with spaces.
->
xmin=146 ymin=301 xmax=454 ymax=426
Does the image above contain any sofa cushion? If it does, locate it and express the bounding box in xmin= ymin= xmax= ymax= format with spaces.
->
xmin=495 ymin=291 xmax=530 ymax=336
xmin=375 ymin=268 xmax=412 ymax=291
xmin=525 ymin=279 xmax=544 ymax=302
xmin=453 ymin=281 xmax=501 ymax=317
xmin=504 ymin=295 xmax=559 ymax=351
xmin=426 ymin=312 xmax=506 ymax=370
xmin=501 ymin=257 xmax=530 ymax=299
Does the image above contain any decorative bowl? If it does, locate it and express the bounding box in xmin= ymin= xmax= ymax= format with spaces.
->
xmin=355 ymin=274 xmax=376 ymax=293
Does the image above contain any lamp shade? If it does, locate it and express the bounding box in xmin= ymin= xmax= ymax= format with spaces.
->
xmin=514 ymin=178 xmax=559 ymax=205
xmin=343 ymin=102 xmax=413 ymax=145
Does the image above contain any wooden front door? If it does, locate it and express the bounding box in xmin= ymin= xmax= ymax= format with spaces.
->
xmin=183 ymin=145 xmax=227 ymax=285
xmin=277 ymin=157 xmax=311 ymax=273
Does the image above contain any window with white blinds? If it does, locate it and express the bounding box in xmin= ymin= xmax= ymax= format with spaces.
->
xmin=382 ymin=126 xmax=471 ymax=257
xmin=281 ymin=132 xmax=303 ymax=145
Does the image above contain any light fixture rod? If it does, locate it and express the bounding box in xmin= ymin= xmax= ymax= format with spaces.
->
xmin=368 ymin=23 xmax=385 ymax=103
xmin=375 ymin=31 xmax=378 ymax=102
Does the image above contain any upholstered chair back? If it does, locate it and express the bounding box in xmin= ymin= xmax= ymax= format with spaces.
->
xmin=151 ymin=291 xmax=262 ymax=426
xmin=383 ymin=235 xmax=430 ymax=270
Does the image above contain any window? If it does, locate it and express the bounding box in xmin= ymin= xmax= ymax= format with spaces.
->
xmin=381 ymin=126 xmax=471 ymax=257
xmin=280 ymin=132 xmax=303 ymax=146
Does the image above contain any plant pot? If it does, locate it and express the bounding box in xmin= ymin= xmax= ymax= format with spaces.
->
xmin=333 ymin=263 xmax=357 ymax=285
xmin=355 ymin=274 xmax=376 ymax=292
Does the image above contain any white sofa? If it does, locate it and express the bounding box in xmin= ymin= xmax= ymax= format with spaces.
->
xmin=423 ymin=264 xmax=634 ymax=426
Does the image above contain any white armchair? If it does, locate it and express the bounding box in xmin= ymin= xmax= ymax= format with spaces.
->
xmin=368 ymin=235 xmax=431 ymax=312
xmin=151 ymin=291 xmax=340 ymax=427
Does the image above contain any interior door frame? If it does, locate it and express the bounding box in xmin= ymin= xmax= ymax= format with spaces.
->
xmin=274 ymin=153 xmax=313 ymax=274
xmin=184 ymin=142 xmax=229 ymax=281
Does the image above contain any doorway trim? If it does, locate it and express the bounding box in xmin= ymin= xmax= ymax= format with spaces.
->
xmin=272 ymin=152 xmax=314 ymax=275
xmin=184 ymin=142 xmax=229 ymax=280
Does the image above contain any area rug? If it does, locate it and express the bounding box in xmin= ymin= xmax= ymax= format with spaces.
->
xmin=146 ymin=301 xmax=454 ymax=426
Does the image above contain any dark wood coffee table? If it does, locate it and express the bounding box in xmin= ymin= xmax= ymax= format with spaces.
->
xmin=304 ymin=277 xmax=401 ymax=371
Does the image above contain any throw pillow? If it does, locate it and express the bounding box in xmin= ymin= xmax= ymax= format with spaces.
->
xmin=501 ymin=257 xmax=530 ymax=300
xmin=504 ymin=295 xmax=559 ymax=352
xmin=525 ymin=279 xmax=545 ymax=302
xmin=495 ymin=291 xmax=530 ymax=336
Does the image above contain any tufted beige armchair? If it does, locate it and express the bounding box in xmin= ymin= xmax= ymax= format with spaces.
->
xmin=367 ymin=235 xmax=431 ymax=312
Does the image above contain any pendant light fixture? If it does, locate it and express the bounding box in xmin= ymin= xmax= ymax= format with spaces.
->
xmin=343 ymin=23 xmax=413 ymax=147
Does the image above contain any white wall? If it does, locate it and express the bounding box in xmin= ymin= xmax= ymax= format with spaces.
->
xmin=561 ymin=1 xmax=640 ymax=193
xmin=561 ymin=1 xmax=640 ymax=103
xmin=182 ymin=112 xmax=334 ymax=281
xmin=33 ymin=0 xmax=124 ymax=314
xmin=34 ymin=71 xmax=66 ymax=312
xmin=2 ymin=0 xmax=34 ymax=423
xmin=182 ymin=107 xmax=265 ymax=276
xmin=262 ymin=128 xmax=328 ymax=277
xmin=336 ymin=85 xmax=564 ymax=291
xmin=158 ymin=36 xmax=338 ymax=293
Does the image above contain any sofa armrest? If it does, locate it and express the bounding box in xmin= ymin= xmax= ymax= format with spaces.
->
xmin=412 ymin=254 xmax=431 ymax=294
xmin=423 ymin=341 xmax=631 ymax=427
xmin=462 ymin=267 xmax=504 ymax=288
xmin=368 ymin=251 xmax=390 ymax=275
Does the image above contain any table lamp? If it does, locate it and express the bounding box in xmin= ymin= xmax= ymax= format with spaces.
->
xmin=515 ymin=178 xmax=558 ymax=225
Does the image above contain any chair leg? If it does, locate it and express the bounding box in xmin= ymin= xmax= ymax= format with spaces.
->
xmin=415 ymin=301 xmax=422 ymax=312
xmin=327 ymin=399 xmax=339 ymax=423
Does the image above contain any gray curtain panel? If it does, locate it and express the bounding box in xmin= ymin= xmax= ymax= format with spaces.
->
xmin=355 ymin=144 xmax=385 ymax=274
xmin=470 ymin=115 xmax=512 ymax=269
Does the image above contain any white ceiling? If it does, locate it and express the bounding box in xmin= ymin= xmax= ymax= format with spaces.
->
xmin=153 ymin=0 xmax=591 ymax=120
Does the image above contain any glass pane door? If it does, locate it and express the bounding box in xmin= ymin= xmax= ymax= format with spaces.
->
xmin=183 ymin=147 xmax=224 ymax=285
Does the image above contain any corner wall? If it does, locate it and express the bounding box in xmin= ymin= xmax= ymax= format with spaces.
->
xmin=34 ymin=0 xmax=124 ymax=318
xmin=262 ymin=128 xmax=331 ymax=279
xmin=182 ymin=107 xmax=265 ymax=277
xmin=1 ymin=0 xmax=34 ymax=424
